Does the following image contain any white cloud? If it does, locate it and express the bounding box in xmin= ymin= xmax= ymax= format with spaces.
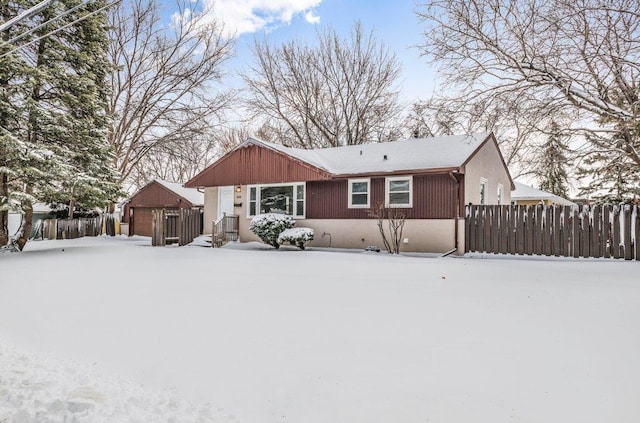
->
xmin=206 ymin=0 xmax=323 ymax=36
xmin=304 ymin=10 xmax=320 ymax=24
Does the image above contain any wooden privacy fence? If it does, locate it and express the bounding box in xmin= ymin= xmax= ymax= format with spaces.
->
xmin=466 ymin=205 xmax=640 ymax=260
xmin=103 ymin=214 xmax=117 ymax=236
xmin=42 ymin=217 xmax=103 ymax=240
xmin=151 ymin=208 xmax=202 ymax=246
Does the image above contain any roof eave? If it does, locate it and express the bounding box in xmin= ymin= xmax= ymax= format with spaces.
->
xmin=333 ymin=167 xmax=460 ymax=179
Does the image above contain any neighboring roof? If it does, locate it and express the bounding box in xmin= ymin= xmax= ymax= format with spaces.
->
xmin=242 ymin=132 xmax=492 ymax=176
xmin=154 ymin=179 xmax=204 ymax=206
xmin=7 ymin=202 xmax=52 ymax=214
xmin=511 ymin=182 xmax=576 ymax=206
xmin=33 ymin=202 xmax=53 ymax=213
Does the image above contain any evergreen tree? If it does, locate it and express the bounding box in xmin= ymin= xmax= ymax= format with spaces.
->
xmin=45 ymin=0 xmax=121 ymax=217
xmin=1 ymin=0 xmax=121 ymax=249
xmin=1 ymin=0 xmax=60 ymax=248
xmin=578 ymin=136 xmax=640 ymax=204
xmin=537 ymin=121 xmax=571 ymax=199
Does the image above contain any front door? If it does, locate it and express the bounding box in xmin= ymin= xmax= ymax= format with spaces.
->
xmin=217 ymin=186 xmax=235 ymax=219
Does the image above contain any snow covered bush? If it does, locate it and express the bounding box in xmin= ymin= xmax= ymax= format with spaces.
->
xmin=249 ymin=213 xmax=295 ymax=249
xmin=278 ymin=227 xmax=314 ymax=250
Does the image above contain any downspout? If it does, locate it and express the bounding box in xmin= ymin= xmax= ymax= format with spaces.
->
xmin=444 ymin=171 xmax=461 ymax=256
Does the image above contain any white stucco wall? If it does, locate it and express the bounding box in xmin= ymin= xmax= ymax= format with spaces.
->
xmin=202 ymin=187 xmax=218 ymax=235
xmin=238 ymin=216 xmax=464 ymax=254
xmin=463 ymin=138 xmax=512 ymax=205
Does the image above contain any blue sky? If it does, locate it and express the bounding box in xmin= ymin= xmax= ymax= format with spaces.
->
xmin=193 ymin=0 xmax=438 ymax=104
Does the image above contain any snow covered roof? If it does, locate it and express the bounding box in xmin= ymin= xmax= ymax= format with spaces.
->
xmin=155 ymin=179 xmax=204 ymax=206
xmin=511 ymin=182 xmax=576 ymax=206
xmin=33 ymin=202 xmax=53 ymax=213
xmin=241 ymin=132 xmax=492 ymax=176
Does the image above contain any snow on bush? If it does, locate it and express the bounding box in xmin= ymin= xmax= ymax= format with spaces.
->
xmin=249 ymin=213 xmax=295 ymax=249
xmin=278 ymin=227 xmax=314 ymax=250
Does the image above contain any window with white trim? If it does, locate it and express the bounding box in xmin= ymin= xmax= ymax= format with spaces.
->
xmin=348 ymin=178 xmax=370 ymax=208
xmin=247 ymin=183 xmax=305 ymax=217
xmin=385 ymin=176 xmax=413 ymax=208
xmin=497 ymin=183 xmax=504 ymax=205
xmin=480 ymin=177 xmax=488 ymax=205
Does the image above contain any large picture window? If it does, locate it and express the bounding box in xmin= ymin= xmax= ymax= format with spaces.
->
xmin=348 ymin=178 xmax=370 ymax=208
xmin=385 ymin=176 xmax=412 ymax=208
xmin=247 ymin=183 xmax=305 ymax=217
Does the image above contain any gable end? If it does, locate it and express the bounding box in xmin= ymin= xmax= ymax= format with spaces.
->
xmin=186 ymin=143 xmax=333 ymax=187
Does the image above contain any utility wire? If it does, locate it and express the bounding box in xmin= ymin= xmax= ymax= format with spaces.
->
xmin=7 ymin=1 xmax=90 ymax=45
xmin=0 ymin=0 xmax=56 ymax=31
xmin=0 ymin=0 xmax=119 ymax=60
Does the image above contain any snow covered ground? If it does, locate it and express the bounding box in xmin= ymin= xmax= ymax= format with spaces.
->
xmin=0 ymin=236 xmax=639 ymax=422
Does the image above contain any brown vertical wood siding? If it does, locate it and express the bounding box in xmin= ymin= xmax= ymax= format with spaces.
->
xmin=186 ymin=145 xmax=331 ymax=187
xmin=125 ymin=181 xmax=201 ymax=236
xmin=127 ymin=182 xmax=196 ymax=208
xmin=306 ymin=174 xmax=458 ymax=219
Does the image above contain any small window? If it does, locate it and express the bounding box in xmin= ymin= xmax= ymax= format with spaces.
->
xmin=295 ymin=185 xmax=305 ymax=216
xmin=385 ymin=176 xmax=413 ymax=208
xmin=480 ymin=178 xmax=488 ymax=205
xmin=348 ymin=178 xmax=370 ymax=208
xmin=497 ymin=183 xmax=504 ymax=205
xmin=249 ymin=187 xmax=257 ymax=216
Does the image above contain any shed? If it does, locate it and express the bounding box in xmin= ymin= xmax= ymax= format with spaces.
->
xmin=124 ymin=179 xmax=204 ymax=237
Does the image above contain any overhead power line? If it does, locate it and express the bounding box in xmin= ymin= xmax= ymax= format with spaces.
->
xmin=0 ymin=0 xmax=57 ymax=31
xmin=0 ymin=0 xmax=120 ymax=60
xmin=7 ymin=1 xmax=90 ymax=45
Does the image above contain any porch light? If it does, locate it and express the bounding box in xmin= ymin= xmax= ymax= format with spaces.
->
xmin=235 ymin=186 xmax=241 ymax=193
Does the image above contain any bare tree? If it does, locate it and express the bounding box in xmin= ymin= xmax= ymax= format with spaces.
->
xmin=368 ymin=202 xmax=408 ymax=254
xmin=108 ymin=0 xmax=234 ymax=187
xmin=244 ymin=22 xmax=402 ymax=149
xmin=416 ymin=0 xmax=640 ymax=193
xmin=403 ymin=97 xmax=573 ymax=179
xmin=128 ymin=126 xmax=249 ymax=189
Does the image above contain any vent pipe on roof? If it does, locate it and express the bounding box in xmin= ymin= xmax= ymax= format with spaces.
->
xmin=383 ymin=154 xmax=388 ymax=160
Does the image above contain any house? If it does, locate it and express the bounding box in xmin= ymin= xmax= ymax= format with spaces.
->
xmin=511 ymin=182 xmax=576 ymax=206
xmin=124 ymin=179 xmax=204 ymax=237
xmin=185 ymin=132 xmax=514 ymax=254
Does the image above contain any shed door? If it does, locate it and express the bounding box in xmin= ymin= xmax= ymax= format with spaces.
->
xmin=218 ymin=186 xmax=235 ymax=218
xmin=131 ymin=208 xmax=153 ymax=237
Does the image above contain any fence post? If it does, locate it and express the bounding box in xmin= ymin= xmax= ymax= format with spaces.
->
xmin=603 ymin=206 xmax=611 ymax=258
xmin=464 ymin=206 xmax=470 ymax=252
xmin=508 ymin=206 xmax=516 ymax=254
xmin=569 ymin=207 xmax=578 ymax=258
xmin=612 ymin=206 xmax=621 ymax=259
xmin=543 ymin=206 xmax=551 ymax=256
xmin=592 ymin=206 xmax=601 ymax=257
xmin=634 ymin=205 xmax=640 ymax=261
xmin=624 ymin=206 xmax=633 ymax=260
xmin=582 ymin=206 xmax=590 ymax=258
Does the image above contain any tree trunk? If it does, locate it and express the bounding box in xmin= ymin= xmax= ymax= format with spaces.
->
xmin=0 ymin=172 xmax=8 ymax=247
xmin=0 ymin=3 xmax=10 ymax=248
xmin=69 ymin=198 xmax=75 ymax=219
xmin=15 ymin=185 xmax=33 ymax=251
